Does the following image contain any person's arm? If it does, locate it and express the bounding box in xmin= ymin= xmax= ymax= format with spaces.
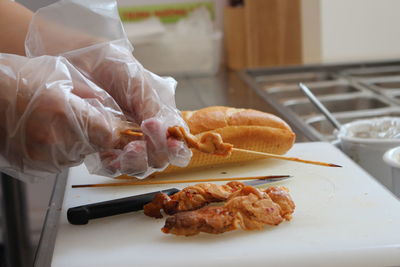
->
xmin=0 ymin=0 xmax=33 ymax=55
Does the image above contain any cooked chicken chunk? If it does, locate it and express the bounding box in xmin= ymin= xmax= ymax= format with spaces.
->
xmin=161 ymin=185 xmax=295 ymax=236
xmin=168 ymin=126 xmax=233 ymax=156
xmin=144 ymin=182 xmax=245 ymax=218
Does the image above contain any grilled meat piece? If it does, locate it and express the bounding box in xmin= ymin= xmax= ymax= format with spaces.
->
xmin=162 ymin=206 xmax=236 ymax=236
xmin=144 ymin=182 xmax=246 ymax=218
xmin=265 ymin=186 xmax=295 ymax=220
xmin=162 ymin=186 xmax=295 ymax=236
xmin=168 ymin=126 xmax=233 ymax=156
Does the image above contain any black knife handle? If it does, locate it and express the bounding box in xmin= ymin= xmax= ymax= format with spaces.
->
xmin=67 ymin=188 xmax=179 ymax=225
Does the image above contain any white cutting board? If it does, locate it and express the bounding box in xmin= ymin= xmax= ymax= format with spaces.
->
xmin=52 ymin=142 xmax=400 ymax=267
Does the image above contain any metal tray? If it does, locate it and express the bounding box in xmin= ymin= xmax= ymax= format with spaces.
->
xmin=266 ymin=80 xmax=368 ymax=103
xmin=239 ymin=59 xmax=400 ymax=141
xmin=360 ymin=76 xmax=400 ymax=94
xmin=341 ymin=66 xmax=400 ymax=79
xmin=304 ymin=108 xmax=400 ymax=141
xmin=257 ymin=71 xmax=338 ymax=89
xmin=284 ymin=94 xmax=392 ymax=118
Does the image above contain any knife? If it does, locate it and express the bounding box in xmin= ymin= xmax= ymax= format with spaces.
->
xmin=67 ymin=176 xmax=291 ymax=225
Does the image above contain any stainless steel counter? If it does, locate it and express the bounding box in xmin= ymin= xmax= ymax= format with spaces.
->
xmin=175 ymin=71 xmax=276 ymax=112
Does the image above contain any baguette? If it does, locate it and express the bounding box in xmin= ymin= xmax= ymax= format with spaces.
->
xmin=163 ymin=106 xmax=296 ymax=173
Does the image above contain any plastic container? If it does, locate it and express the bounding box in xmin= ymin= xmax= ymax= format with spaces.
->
xmin=383 ymin=146 xmax=400 ymax=198
xmin=337 ymin=117 xmax=400 ymax=191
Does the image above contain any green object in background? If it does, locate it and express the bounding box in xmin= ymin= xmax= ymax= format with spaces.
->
xmin=118 ymin=1 xmax=214 ymax=24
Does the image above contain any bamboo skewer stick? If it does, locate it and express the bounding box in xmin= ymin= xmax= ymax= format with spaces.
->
xmin=120 ymin=126 xmax=341 ymax=167
xmin=71 ymin=175 xmax=291 ymax=188
xmin=120 ymin=129 xmax=143 ymax=137
xmin=232 ymin=148 xmax=342 ymax=167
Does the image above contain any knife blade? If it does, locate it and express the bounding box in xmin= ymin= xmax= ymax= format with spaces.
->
xmin=243 ymin=176 xmax=291 ymax=187
xmin=67 ymin=176 xmax=291 ymax=225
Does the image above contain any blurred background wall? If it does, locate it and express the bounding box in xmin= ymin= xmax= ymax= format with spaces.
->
xmin=17 ymin=0 xmax=400 ymax=68
xmin=302 ymin=0 xmax=400 ymax=64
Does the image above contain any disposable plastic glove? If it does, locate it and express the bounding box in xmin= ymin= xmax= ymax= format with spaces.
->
xmin=0 ymin=53 xmax=154 ymax=181
xmin=25 ymin=0 xmax=192 ymax=177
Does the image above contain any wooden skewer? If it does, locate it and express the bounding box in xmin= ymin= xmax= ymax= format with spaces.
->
xmin=165 ymin=126 xmax=340 ymax=167
xmin=120 ymin=129 xmax=143 ymax=137
xmin=71 ymin=175 xmax=290 ymax=188
xmin=232 ymin=148 xmax=342 ymax=167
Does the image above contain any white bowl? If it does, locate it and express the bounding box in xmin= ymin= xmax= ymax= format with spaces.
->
xmin=337 ymin=117 xmax=400 ymax=191
xmin=383 ymin=146 xmax=400 ymax=198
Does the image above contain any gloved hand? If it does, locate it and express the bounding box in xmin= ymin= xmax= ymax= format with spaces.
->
xmin=24 ymin=0 xmax=192 ymax=177
xmin=0 ymin=53 xmax=155 ymax=180
xmin=65 ymin=42 xmax=194 ymax=174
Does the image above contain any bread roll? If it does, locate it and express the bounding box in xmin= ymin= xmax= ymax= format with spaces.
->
xmin=164 ymin=106 xmax=296 ymax=173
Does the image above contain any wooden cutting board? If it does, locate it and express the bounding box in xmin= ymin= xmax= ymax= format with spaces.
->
xmin=51 ymin=142 xmax=400 ymax=267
